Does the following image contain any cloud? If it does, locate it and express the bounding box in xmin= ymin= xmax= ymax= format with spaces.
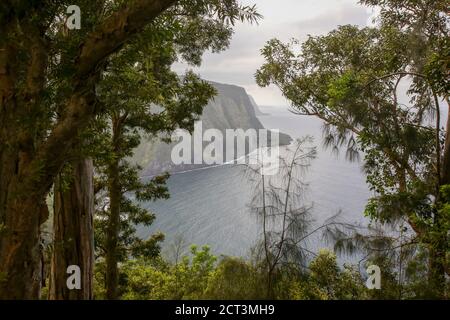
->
xmin=292 ymin=1 xmax=370 ymax=37
xmin=173 ymin=0 xmax=371 ymax=106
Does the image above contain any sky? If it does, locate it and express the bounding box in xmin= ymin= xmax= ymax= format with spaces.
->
xmin=173 ymin=0 xmax=376 ymax=106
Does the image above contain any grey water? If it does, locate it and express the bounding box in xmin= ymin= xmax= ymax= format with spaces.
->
xmin=137 ymin=106 xmax=372 ymax=260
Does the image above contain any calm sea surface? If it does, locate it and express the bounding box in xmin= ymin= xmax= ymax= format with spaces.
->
xmin=137 ymin=106 xmax=372 ymax=260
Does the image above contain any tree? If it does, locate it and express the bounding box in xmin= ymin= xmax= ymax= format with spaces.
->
xmin=247 ymin=137 xmax=317 ymax=297
xmin=116 ymin=245 xmax=216 ymax=300
xmin=0 ymin=0 xmax=176 ymax=299
xmin=204 ymin=257 xmax=267 ymax=299
xmin=90 ymin=1 xmax=260 ymax=300
xmin=0 ymin=0 xmax=261 ymax=299
xmin=256 ymin=0 xmax=449 ymax=297
xmin=49 ymin=158 xmax=95 ymax=299
xmin=94 ymin=163 xmax=168 ymax=299
xmin=91 ymin=53 xmax=215 ymax=300
xmin=289 ymin=249 xmax=368 ymax=300
xmin=52 ymin=0 xmax=259 ymax=300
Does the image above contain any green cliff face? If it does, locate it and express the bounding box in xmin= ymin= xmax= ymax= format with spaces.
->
xmin=131 ymin=81 xmax=292 ymax=175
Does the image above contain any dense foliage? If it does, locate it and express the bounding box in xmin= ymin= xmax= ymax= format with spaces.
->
xmin=93 ymin=245 xmax=445 ymax=300
xmin=256 ymin=0 xmax=449 ymax=298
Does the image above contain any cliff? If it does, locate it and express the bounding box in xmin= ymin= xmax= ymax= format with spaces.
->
xmin=248 ymin=94 xmax=267 ymax=116
xmin=131 ymin=81 xmax=292 ymax=175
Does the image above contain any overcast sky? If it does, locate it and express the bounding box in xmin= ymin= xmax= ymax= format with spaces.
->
xmin=173 ymin=0 xmax=375 ymax=106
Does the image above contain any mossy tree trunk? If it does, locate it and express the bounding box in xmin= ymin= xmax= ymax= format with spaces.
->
xmin=49 ymin=158 xmax=95 ymax=300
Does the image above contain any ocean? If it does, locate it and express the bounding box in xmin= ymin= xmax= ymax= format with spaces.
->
xmin=137 ymin=106 xmax=372 ymax=260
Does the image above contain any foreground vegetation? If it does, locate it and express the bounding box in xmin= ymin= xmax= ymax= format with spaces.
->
xmin=89 ymin=244 xmax=446 ymax=300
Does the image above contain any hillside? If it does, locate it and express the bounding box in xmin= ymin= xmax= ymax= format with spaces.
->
xmin=132 ymin=81 xmax=292 ymax=175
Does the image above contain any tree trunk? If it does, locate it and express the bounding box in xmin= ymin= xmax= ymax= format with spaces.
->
xmin=0 ymin=198 xmax=46 ymax=299
xmin=0 ymin=148 xmax=47 ymax=299
xmin=441 ymin=100 xmax=450 ymax=185
xmin=428 ymin=99 xmax=450 ymax=298
xmin=49 ymin=158 xmax=94 ymax=300
xmin=0 ymin=25 xmax=46 ymax=298
xmin=105 ymin=117 xmax=123 ymax=300
xmin=428 ymin=237 xmax=447 ymax=299
xmin=105 ymin=157 xmax=121 ymax=300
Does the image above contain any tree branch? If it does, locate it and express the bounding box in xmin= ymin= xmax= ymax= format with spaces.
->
xmin=75 ymin=0 xmax=178 ymax=79
xmin=26 ymin=0 xmax=179 ymax=195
